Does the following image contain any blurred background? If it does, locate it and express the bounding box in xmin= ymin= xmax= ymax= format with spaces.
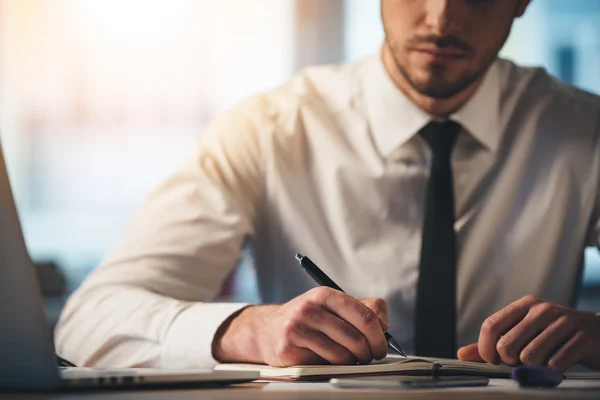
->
xmin=0 ymin=0 xmax=600 ymax=327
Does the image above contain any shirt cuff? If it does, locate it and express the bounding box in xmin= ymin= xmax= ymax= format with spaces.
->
xmin=161 ymin=302 xmax=249 ymax=369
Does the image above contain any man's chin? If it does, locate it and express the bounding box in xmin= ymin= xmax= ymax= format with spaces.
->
xmin=409 ymin=79 xmax=467 ymax=100
xmin=401 ymin=67 xmax=463 ymax=98
xmin=398 ymin=61 xmax=481 ymax=100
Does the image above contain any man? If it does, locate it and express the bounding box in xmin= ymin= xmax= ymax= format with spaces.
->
xmin=55 ymin=0 xmax=600 ymax=372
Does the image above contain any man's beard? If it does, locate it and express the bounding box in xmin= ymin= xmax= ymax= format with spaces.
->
xmin=383 ymin=30 xmax=507 ymax=100
xmin=396 ymin=61 xmax=486 ymax=99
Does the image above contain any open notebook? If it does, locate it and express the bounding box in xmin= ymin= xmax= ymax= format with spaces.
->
xmin=214 ymin=355 xmax=514 ymax=381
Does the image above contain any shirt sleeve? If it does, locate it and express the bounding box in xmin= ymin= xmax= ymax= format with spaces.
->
xmin=54 ymin=97 xmax=268 ymax=369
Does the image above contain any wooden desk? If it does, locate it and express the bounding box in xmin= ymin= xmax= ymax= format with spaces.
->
xmin=1 ymin=380 xmax=600 ymax=400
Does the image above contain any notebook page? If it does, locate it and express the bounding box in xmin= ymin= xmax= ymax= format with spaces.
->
xmin=215 ymin=356 xmax=436 ymax=379
xmin=420 ymin=357 xmax=513 ymax=376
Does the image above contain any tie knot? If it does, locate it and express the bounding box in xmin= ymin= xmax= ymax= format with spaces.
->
xmin=420 ymin=120 xmax=461 ymax=158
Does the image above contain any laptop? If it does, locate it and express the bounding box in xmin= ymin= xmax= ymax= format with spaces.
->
xmin=0 ymin=140 xmax=258 ymax=391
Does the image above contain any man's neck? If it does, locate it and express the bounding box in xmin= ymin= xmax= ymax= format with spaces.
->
xmin=381 ymin=43 xmax=484 ymax=118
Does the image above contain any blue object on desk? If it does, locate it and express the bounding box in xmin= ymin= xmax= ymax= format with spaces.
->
xmin=512 ymin=366 xmax=564 ymax=388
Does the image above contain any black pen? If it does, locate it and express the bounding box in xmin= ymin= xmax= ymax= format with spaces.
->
xmin=295 ymin=253 xmax=407 ymax=357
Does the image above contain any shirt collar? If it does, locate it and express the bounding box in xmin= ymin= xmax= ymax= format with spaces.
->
xmin=361 ymin=53 xmax=501 ymax=156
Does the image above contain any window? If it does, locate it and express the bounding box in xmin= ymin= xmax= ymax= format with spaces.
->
xmin=1 ymin=1 xmax=599 ymax=308
xmin=343 ymin=0 xmax=600 ymax=286
xmin=0 ymin=1 xmax=294 ymax=296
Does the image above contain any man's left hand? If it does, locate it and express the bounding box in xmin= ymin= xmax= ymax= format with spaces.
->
xmin=457 ymin=295 xmax=600 ymax=372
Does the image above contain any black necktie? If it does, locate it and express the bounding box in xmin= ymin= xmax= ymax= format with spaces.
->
xmin=415 ymin=120 xmax=461 ymax=359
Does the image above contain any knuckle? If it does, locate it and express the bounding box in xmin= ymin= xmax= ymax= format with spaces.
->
xmin=371 ymin=298 xmax=387 ymax=310
xmin=358 ymin=298 xmax=372 ymax=307
xmin=281 ymin=320 xmax=302 ymax=338
xmin=496 ymin=337 xmax=517 ymax=364
xmin=556 ymin=314 xmax=571 ymax=326
xmin=296 ymin=301 xmax=319 ymax=320
xmin=310 ymin=286 xmax=334 ymax=302
xmin=519 ymin=347 xmax=538 ymax=365
xmin=339 ymin=323 xmax=367 ymax=348
xmin=481 ymin=317 xmax=499 ymax=337
xmin=495 ymin=336 xmax=510 ymax=353
xmin=340 ymin=326 xmax=370 ymax=359
xmin=341 ymin=293 xmax=358 ymax=309
xmin=360 ymin=309 xmax=378 ymax=327
xmin=532 ymin=302 xmax=555 ymax=317
xmin=547 ymin=358 xmax=562 ymax=371
xmin=524 ymin=294 xmax=540 ymax=304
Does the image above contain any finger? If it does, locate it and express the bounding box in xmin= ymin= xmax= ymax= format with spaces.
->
xmin=303 ymin=306 xmax=373 ymax=364
xmin=275 ymin=321 xmax=329 ymax=366
xmin=276 ymin=347 xmax=328 ymax=367
xmin=479 ymin=295 xmax=540 ymax=364
xmin=360 ymin=298 xmax=390 ymax=331
xmin=290 ymin=323 xmax=358 ymax=365
xmin=497 ymin=303 xmax=560 ymax=365
xmin=546 ymin=330 xmax=586 ymax=373
xmin=519 ymin=315 xmax=575 ymax=366
xmin=457 ymin=343 xmax=484 ymax=362
xmin=312 ymin=288 xmax=388 ymax=360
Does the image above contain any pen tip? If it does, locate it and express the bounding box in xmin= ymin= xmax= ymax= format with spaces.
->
xmin=385 ymin=334 xmax=407 ymax=357
xmin=295 ymin=253 xmax=303 ymax=261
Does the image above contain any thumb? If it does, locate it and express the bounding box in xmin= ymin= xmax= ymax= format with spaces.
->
xmin=359 ymin=298 xmax=390 ymax=331
xmin=457 ymin=343 xmax=484 ymax=362
xmin=376 ymin=309 xmax=390 ymax=332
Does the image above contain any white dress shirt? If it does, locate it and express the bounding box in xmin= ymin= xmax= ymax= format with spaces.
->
xmin=55 ymin=53 xmax=600 ymax=369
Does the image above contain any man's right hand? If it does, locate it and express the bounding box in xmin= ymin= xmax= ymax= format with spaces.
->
xmin=212 ymin=287 xmax=390 ymax=366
